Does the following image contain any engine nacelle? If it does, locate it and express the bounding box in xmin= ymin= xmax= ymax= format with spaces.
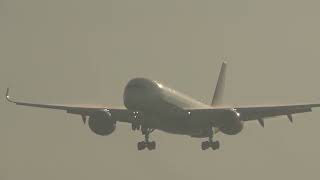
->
xmin=218 ymin=109 xmax=244 ymax=135
xmin=88 ymin=110 xmax=116 ymax=136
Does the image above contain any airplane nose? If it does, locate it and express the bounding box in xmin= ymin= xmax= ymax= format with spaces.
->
xmin=123 ymin=78 xmax=159 ymax=110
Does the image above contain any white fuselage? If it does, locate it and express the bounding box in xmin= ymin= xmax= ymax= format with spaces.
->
xmin=123 ymin=78 xmax=213 ymax=137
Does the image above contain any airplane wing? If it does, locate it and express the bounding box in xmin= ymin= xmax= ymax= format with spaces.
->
xmin=5 ymin=88 xmax=132 ymax=123
xmin=187 ymin=103 xmax=320 ymax=127
xmin=235 ymin=103 xmax=320 ymax=121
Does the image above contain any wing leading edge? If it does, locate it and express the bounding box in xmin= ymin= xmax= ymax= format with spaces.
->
xmin=6 ymin=88 xmax=320 ymax=125
xmin=5 ymin=88 xmax=131 ymax=123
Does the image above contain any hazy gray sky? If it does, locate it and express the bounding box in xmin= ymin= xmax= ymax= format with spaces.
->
xmin=1 ymin=0 xmax=320 ymax=179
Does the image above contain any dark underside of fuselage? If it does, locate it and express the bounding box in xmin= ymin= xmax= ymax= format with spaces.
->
xmin=139 ymin=110 xmax=211 ymax=138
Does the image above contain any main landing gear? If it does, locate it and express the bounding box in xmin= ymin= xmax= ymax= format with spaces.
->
xmin=201 ymin=128 xmax=220 ymax=151
xmin=201 ymin=140 xmax=220 ymax=151
xmin=137 ymin=127 xmax=156 ymax=151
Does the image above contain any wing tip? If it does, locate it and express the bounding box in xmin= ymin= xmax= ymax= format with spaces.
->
xmin=5 ymin=88 xmax=14 ymax=103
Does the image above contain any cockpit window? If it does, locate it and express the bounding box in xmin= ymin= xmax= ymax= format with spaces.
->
xmin=126 ymin=78 xmax=158 ymax=90
xmin=127 ymin=83 xmax=146 ymax=89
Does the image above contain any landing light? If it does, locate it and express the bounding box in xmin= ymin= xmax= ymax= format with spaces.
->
xmin=232 ymin=108 xmax=240 ymax=117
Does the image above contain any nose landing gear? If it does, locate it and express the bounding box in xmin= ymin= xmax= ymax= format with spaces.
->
xmin=130 ymin=112 xmax=156 ymax=151
xmin=131 ymin=111 xmax=142 ymax=131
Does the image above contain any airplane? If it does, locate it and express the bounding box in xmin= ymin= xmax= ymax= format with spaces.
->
xmin=5 ymin=62 xmax=320 ymax=151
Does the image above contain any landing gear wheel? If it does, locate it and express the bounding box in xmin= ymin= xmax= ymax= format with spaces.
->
xmin=137 ymin=141 xmax=146 ymax=151
xmin=147 ymin=141 xmax=156 ymax=150
xmin=201 ymin=141 xmax=210 ymax=150
xmin=211 ymin=141 xmax=220 ymax=150
xmin=201 ymin=141 xmax=220 ymax=151
xmin=151 ymin=141 xmax=156 ymax=150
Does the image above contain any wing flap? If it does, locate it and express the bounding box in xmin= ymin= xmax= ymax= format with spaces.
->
xmin=236 ymin=106 xmax=312 ymax=121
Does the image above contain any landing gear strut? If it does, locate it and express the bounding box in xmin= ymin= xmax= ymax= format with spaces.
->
xmin=132 ymin=122 xmax=141 ymax=131
xmin=131 ymin=111 xmax=142 ymax=131
xmin=201 ymin=128 xmax=220 ymax=151
xmin=137 ymin=127 xmax=156 ymax=151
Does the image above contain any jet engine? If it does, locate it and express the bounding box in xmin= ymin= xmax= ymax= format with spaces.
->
xmin=88 ymin=110 xmax=116 ymax=136
xmin=218 ymin=109 xmax=243 ymax=135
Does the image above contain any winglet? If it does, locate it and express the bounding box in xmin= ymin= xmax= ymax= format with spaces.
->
xmin=5 ymin=88 xmax=14 ymax=103
xmin=211 ymin=61 xmax=227 ymax=106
